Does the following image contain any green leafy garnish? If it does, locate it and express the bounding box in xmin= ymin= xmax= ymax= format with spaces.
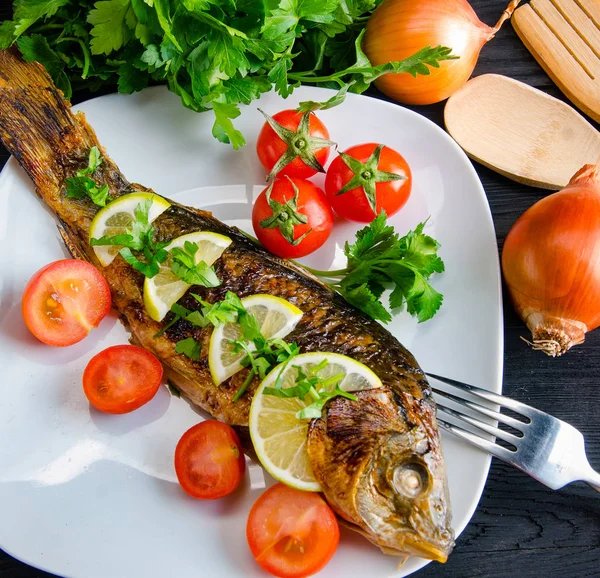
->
xmin=90 ymin=198 xmax=168 ymax=277
xmin=305 ymin=212 xmax=445 ymax=323
xmin=263 ymin=361 xmax=357 ymax=420
xmin=2 ymin=2 xmax=456 ymax=147
xmin=65 ymin=146 xmax=111 ymax=207
xmin=175 ymin=337 xmax=202 ymax=361
xmin=170 ymin=241 xmax=221 ymax=287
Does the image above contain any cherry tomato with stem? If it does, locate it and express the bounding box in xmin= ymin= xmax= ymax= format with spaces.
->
xmin=246 ymin=483 xmax=340 ymax=578
xmin=256 ymin=109 xmax=334 ymax=181
xmin=252 ymin=177 xmax=334 ymax=259
xmin=325 ymin=143 xmax=412 ymax=222
xmin=83 ymin=345 xmax=163 ymax=414
xmin=175 ymin=420 xmax=245 ymax=500
xmin=22 ymin=259 xmax=111 ymax=347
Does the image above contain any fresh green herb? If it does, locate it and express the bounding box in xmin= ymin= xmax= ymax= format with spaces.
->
xmin=65 ymin=146 xmax=111 ymax=207
xmin=192 ymin=291 xmax=242 ymax=327
xmin=90 ymin=198 xmax=169 ymax=277
xmin=303 ymin=212 xmax=445 ymax=323
xmin=175 ymin=337 xmax=202 ymax=362
xmin=263 ymin=361 xmax=357 ymax=420
xmin=258 ymin=179 xmax=312 ymax=246
xmin=170 ymin=241 xmax=221 ymax=287
xmin=2 ymin=2 xmax=456 ymax=148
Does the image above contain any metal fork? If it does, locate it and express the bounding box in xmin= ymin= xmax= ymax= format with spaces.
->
xmin=426 ymin=373 xmax=600 ymax=493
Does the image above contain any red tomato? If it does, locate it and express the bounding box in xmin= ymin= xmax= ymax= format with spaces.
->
xmin=83 ymin=345 xmax=163 ymax=414
xmin=175 ymin=421 xmax=245 ymax=500
xmin=256 ymin=109 xmax=332 ymax=180
xmin=22 ymin=259 xmax=111 ymax=347
xmin=325 ymin=143 xmax=412 ymax=222
xmin=252 ymin=177 xmax=334 ymax=259
xmin=247 ymin=483 xmax=339 ymax=578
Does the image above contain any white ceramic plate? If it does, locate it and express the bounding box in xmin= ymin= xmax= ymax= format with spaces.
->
xmin=0 ymin=86 xmax=502 ymax=578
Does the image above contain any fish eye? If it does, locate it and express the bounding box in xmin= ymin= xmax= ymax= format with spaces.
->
xmin=392 ymin=463 xmax=429 ymax=498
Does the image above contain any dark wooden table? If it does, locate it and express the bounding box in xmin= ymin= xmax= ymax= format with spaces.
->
xmin=1 ymin=1 xmax=599 ymax=577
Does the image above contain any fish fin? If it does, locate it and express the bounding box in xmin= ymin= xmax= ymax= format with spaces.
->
xmin=0 ymin=48 xmax=96 ymax=191
xmin=57 ymin=218 xmax=89 ymax=261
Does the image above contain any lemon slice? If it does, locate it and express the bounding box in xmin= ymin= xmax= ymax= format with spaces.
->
xmin=144 ymin=231 xmax=232 ymax=322
xmin=208 ymin=294 xmax=303 ymax=386
xmin=249 ymin=352 xmax=382 ymax=491
xmin=89 ymin=192 xmax=171 ymax=266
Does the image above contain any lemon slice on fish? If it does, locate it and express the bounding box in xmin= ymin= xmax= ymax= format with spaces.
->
xmin=89 ymin=192 xmax=171 ymax=266
xmin=208 ymin=294 xmax=303 ymax=386
xmin=144 ymin=231 xmax=232 ymax=322
xmin=250 ymin=352 xmax=382 ymax=492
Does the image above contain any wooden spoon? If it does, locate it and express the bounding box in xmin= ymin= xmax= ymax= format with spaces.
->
xmin=444 ymin=74 xmax=600 ymax=190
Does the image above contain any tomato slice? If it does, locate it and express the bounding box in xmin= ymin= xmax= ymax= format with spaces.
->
xmin=83 ymin=345 xmax=163 ymax=414
xmin=247 ymin=483 xmax=339 ymax=578
xmin=175 ymin=420 xmax=245 ymax=500
xmin=22 ymin=259 xmax=112 ymax=347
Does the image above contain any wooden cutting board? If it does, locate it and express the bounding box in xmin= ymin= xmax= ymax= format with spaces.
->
xmin=444 ymin=74 xmax=600 ymax=190
xmin=512 ymin=0 xmax=600 ymax=124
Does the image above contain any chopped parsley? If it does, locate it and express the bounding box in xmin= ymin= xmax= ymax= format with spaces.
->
xmin=264 ymin=360 xmax=357 ymax=419
xmin=175 ymin=337 xmax=202 ymax=362
xmin=90 ymin=198 xmax=168 ymax=278
xmin=170 ymin=241 xmax=221 ymax=287
xmin=65 ymin=146 xmax=111 ymax=207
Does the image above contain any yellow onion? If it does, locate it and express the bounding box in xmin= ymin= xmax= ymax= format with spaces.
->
xmin=363 ymin=0 xmax=521 ymax=105
xmin=502 ymin=165 xmax=600 ymax=357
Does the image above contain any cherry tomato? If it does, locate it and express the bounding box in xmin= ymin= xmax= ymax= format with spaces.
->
xmin=22 ymin=259 xmax=111 ymax=347
xmin=83 ymin=345 xmax=163 ymax=414
xmin=256 ymin=109 xmax=332 ymax=180
xmin=252 ymin=177 xmax=334 ymax=259
xmin=247 ymin=483 xmax=339 ymax=578
xmin=175 ymin=420 xmax=245 ymax=500
xmin=325 ymin=143 xmax=412 ymax=222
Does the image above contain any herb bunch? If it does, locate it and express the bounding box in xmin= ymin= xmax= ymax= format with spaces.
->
xmin=305 ymin=212 xmax=445 ymax=323
xmin=1 ymin=0 xmax=455 ymax=148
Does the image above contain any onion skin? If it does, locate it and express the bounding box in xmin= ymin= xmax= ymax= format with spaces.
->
xmin=502 ymin=165 xmax=600 ymax=356
xmin=363 ymin=0 xmax=520 ymax=105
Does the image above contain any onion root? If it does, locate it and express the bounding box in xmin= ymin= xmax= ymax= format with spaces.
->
xmin=521 ymin=313 xmax=587 ymax=357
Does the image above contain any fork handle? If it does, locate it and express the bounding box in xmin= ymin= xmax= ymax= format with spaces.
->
xmin=582 ymin=468 xmax=600 ymax=493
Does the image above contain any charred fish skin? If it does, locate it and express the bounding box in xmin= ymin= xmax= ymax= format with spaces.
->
xmin=0 ymin=48 xmax=454 ymax=561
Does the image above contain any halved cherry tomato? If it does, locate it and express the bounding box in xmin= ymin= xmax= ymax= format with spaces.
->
xmin=247 ymin=483 xmax=339 ymax=578
xmin=175 ymin=420 xmax=245 ymax=500
xmin=22 ymin=259 xmax=111 ymax=347
xmin=252 ymin=177 xmax=334 ymax=259
xmin=325 ymin=142 xmax=412 ymax=222
xmin=256 ymin=109 xmax=333 ymax=180
xmin=83 ymin=345 xmax=163 ymax=414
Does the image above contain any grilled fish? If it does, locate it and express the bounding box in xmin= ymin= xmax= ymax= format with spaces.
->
xmin=0 ymin=48 xmax=454 ymax=562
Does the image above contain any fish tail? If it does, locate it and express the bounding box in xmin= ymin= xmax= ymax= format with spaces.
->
xmin=0 ymin=47 xmax=96 ymax=193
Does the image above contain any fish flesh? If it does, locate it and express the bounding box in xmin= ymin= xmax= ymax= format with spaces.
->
xmin=0 ymin=48 xmax=454 ymax=562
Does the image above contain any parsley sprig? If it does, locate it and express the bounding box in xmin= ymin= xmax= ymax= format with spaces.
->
xmin=2 ymin=2 xmax=456 ymax=148
xmin=156 ymin=290 xmax=300 ymax=402
xmin=170 ymin=241 xmax=221 ymax=287
xmin=90 ymin=199 xmax=169 ymax=277
xmin=65 ymin=146 xmax=111 ymax=207
xmin=264 ymin=359 xmax=357 ymax=420
xmin=303 ymin=212 xmax=445 ymax=323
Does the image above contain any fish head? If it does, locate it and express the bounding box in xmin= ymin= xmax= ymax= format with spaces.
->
xmin=307 ymin=386 xmax=454 ymax=562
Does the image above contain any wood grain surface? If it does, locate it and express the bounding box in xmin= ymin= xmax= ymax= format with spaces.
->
xmin=1 ymin=1 xmax=599 ymax=577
